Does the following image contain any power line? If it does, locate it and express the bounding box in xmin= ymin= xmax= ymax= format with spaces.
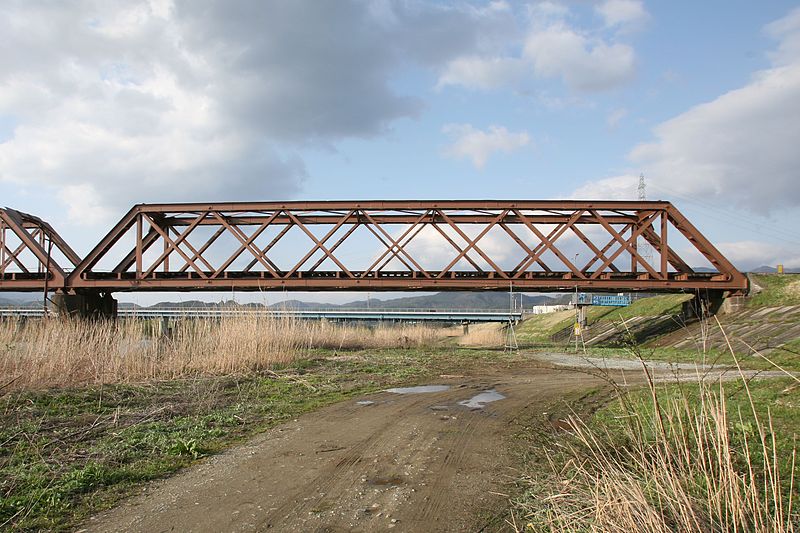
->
xmin=648 ymin=183 xmax=800 ymax=246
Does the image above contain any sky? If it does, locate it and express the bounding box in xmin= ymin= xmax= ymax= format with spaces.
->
xmin=1 ymin=0 xmax=799 ymax=305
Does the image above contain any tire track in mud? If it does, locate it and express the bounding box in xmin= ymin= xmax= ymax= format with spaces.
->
xmin=83 ymin=366 xmax=617 ymax=533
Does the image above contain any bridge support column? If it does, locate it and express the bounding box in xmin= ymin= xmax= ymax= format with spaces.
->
xmin=681 ymin=291 xmax=726 ymax=321
xmin=52 ymin=291 xmax=118 ymax=319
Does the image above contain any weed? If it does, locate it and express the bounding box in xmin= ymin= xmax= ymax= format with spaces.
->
xmin=510 ymin=324 xmax=799 ymax=532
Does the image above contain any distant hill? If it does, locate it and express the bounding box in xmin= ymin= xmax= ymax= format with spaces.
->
xmin=337 ymin=292 xmax=569 ymax=310
xmin=139 ymin=292 xmax=570 ymax=310
xmin=751 ymin=265 xmax=800 ymax=273
xmin=0 ymin=294 xmax=40 ymax=307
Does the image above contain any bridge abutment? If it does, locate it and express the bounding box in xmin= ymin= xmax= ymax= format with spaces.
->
xmin=681 ymin=291 xmax=729 ymax=321
xmin=52 ymin=291 xmax=118 ymax=319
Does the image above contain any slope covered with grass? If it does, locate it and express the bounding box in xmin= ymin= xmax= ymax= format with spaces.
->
xmin=748 ymin=273 xmax=800 ymax=307
xmin=517 ymin=294 xmax=692 ymax=344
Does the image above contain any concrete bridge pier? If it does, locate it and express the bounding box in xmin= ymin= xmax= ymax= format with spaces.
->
xmin=52 ymin=291 xmax=118 ymax=319
xmin=681 ymin=290 xmax=735 ymax=321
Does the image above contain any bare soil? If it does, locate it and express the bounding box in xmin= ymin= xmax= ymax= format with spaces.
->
xmin=82 ymin=353 xmax=779 ymax=533
xmin=81 ymin=363 xmax=618 ymax=533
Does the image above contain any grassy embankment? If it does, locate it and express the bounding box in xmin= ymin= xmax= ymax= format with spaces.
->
xmin=749 ymin=273 xmax=800 ymax=307
xmin=0 ymin=315 xmax=510 ymax=531
xmin=515 ymin=293 xmax=692 ymax=344
xmin=510 ymin=277 xmax=800 ymax=529
xmin=512 ymin=375 xmax=799 ymax=531
xmin=518 ymin=275 xmax=800 ymax=372
xmin=511 ymin=352 xmax=800 ymax=531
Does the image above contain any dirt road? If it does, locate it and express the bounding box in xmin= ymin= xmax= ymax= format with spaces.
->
xmin=82 ymin=351 xmax=788 ymax=533
xmin=82 ymin=363 xmax=617 ymax=533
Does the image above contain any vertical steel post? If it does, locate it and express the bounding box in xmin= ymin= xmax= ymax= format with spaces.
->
xmin=135 ymin=213 xmax=143 ymax=279
xmin=660 ymin=210 xmax=668 ymax=278
xmin=164 ymin=226 xmax=170 ymax=272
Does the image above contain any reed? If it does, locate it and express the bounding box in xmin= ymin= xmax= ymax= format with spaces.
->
xmin=514 ymin=325 xmax=798 ymax=532
xmin=0 ymin=315 xmax=448 ymax=390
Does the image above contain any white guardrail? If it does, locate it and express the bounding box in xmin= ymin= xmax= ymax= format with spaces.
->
xmin=0 ymin=307 xmax=523 ymax=322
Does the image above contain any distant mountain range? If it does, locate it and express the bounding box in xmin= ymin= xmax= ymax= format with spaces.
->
xmin=751 ymin=265 xmax=800 ymax=273
xmin=143 ymin=292 xmax=572 ymax=310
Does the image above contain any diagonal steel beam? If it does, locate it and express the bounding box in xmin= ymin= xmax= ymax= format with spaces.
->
xmin=143 ymin=211 xmax=210 ymax=278
xmin=666 ymin=204 xmax=745 ymax=284
xmin=361 ymin=210 xmax=431 ymax=276
xmin=570 ymin=225 xmax=621 ymax=274
xmin=376 ymin=221 xmax=428 ymax=272
xmin=284 ymin=210 xmax=354 ymax=278
xmin=499 ymin=223 xmax=552 ymax=274
xmin=1 ymin=230 xmax=37 ymax=273
xmin=209 ymin=210 xmax=281 ymax=279
xmin=178 ymin=226 xmax=227 ymax=274
xmin=430 ymin=222 xmax=484 ymax=273
xmin=142 ymin=213 xmax=209 ymax=278
xmin=242 ymin=223 xmax=292 ymax=274
xmin=308 ymin=222 xmax=361 ymax=272
xmin=210 ymin=212 xmax=280 ymax=278
xmin=436 ymin=209 xmax=509 ymax=279
xmin=0 ymin=209 xmax=67 ymax=285
xmin=588 ymin=211 xmax=661 ymax=279
xmin=513 ymin=209 xmax=586 ymax=278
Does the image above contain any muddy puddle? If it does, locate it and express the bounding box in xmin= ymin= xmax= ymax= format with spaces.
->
xmin=385 ymin=385 xmax=451 ymax=394
xmin=458 ymin=389 xmax=506 ymax=409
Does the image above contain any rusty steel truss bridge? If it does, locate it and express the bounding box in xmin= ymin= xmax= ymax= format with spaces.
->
xmin=0 ymin=201 xmax=747 ymax=314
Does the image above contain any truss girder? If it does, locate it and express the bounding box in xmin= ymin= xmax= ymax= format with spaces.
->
xmin=0 ymin=201 xmax=748 ymax=293
xmin=0 ymin=208 xmax=80 ymax=291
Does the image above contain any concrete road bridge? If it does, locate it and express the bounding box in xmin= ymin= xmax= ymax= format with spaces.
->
xmin=0 ymin=306 xmax=522 ymax=323
xmin=0 ymin=201 xmax=747 ymax=316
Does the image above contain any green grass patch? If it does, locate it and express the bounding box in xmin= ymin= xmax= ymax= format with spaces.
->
xmin=0 ymin=347 xmax=511 ymax=532
xmin=517 ymin=295 xmax=691 ymax=345
xmin=515 ymin=310 xmax=576 ymax=343
xmin=597 ymin=293 xmax=693 ymax=321
xmin=748 ymin=273 xmax=800 ymax=307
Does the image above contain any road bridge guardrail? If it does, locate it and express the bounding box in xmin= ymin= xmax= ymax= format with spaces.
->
xmin=0 ymin=307 xmax=522 ymax=323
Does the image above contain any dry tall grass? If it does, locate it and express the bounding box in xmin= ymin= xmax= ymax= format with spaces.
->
xmin=515 ymin=325 xmax=798 ymax=532
xmin=0 ymin=315 xmax=445 ymax=390
xmin=457 ymin=323 xmax=506 ymax=347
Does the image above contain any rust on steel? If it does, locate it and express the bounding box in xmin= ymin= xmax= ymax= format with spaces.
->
xmin=0 ymin=201 xmax=748 ymax=294
xmin=0 ymin=208 xmax=81 ymax=290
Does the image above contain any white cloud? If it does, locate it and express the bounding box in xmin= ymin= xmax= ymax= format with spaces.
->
xmin=442 ymin=124 xmax=531 ymax=168
xmin=630 ymin=7 xmax=800 ymax=213
xmin=570 ymin=174 xmax=638 ymax=200
xmin=718 ymin=241 xmax=800 ymax=270
xmin=59 ymin=184 xmax=114 ymax=226
xmin=436 ymin=56 xmax=526 ymax=90
xmin=679 ymin=240 xmax=800 ymax=271
xmin=438 ymin=1 xmax=643 ymax=93
xmin=765 ymin=6 xmax=800 ymax=66
xmin=523 ymin=24 xmax=636 ymax=91
xmin=595 ymin=0 xmax=649 ymax=30
xmin=0 ymin=1 xmax=515 ymax=223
